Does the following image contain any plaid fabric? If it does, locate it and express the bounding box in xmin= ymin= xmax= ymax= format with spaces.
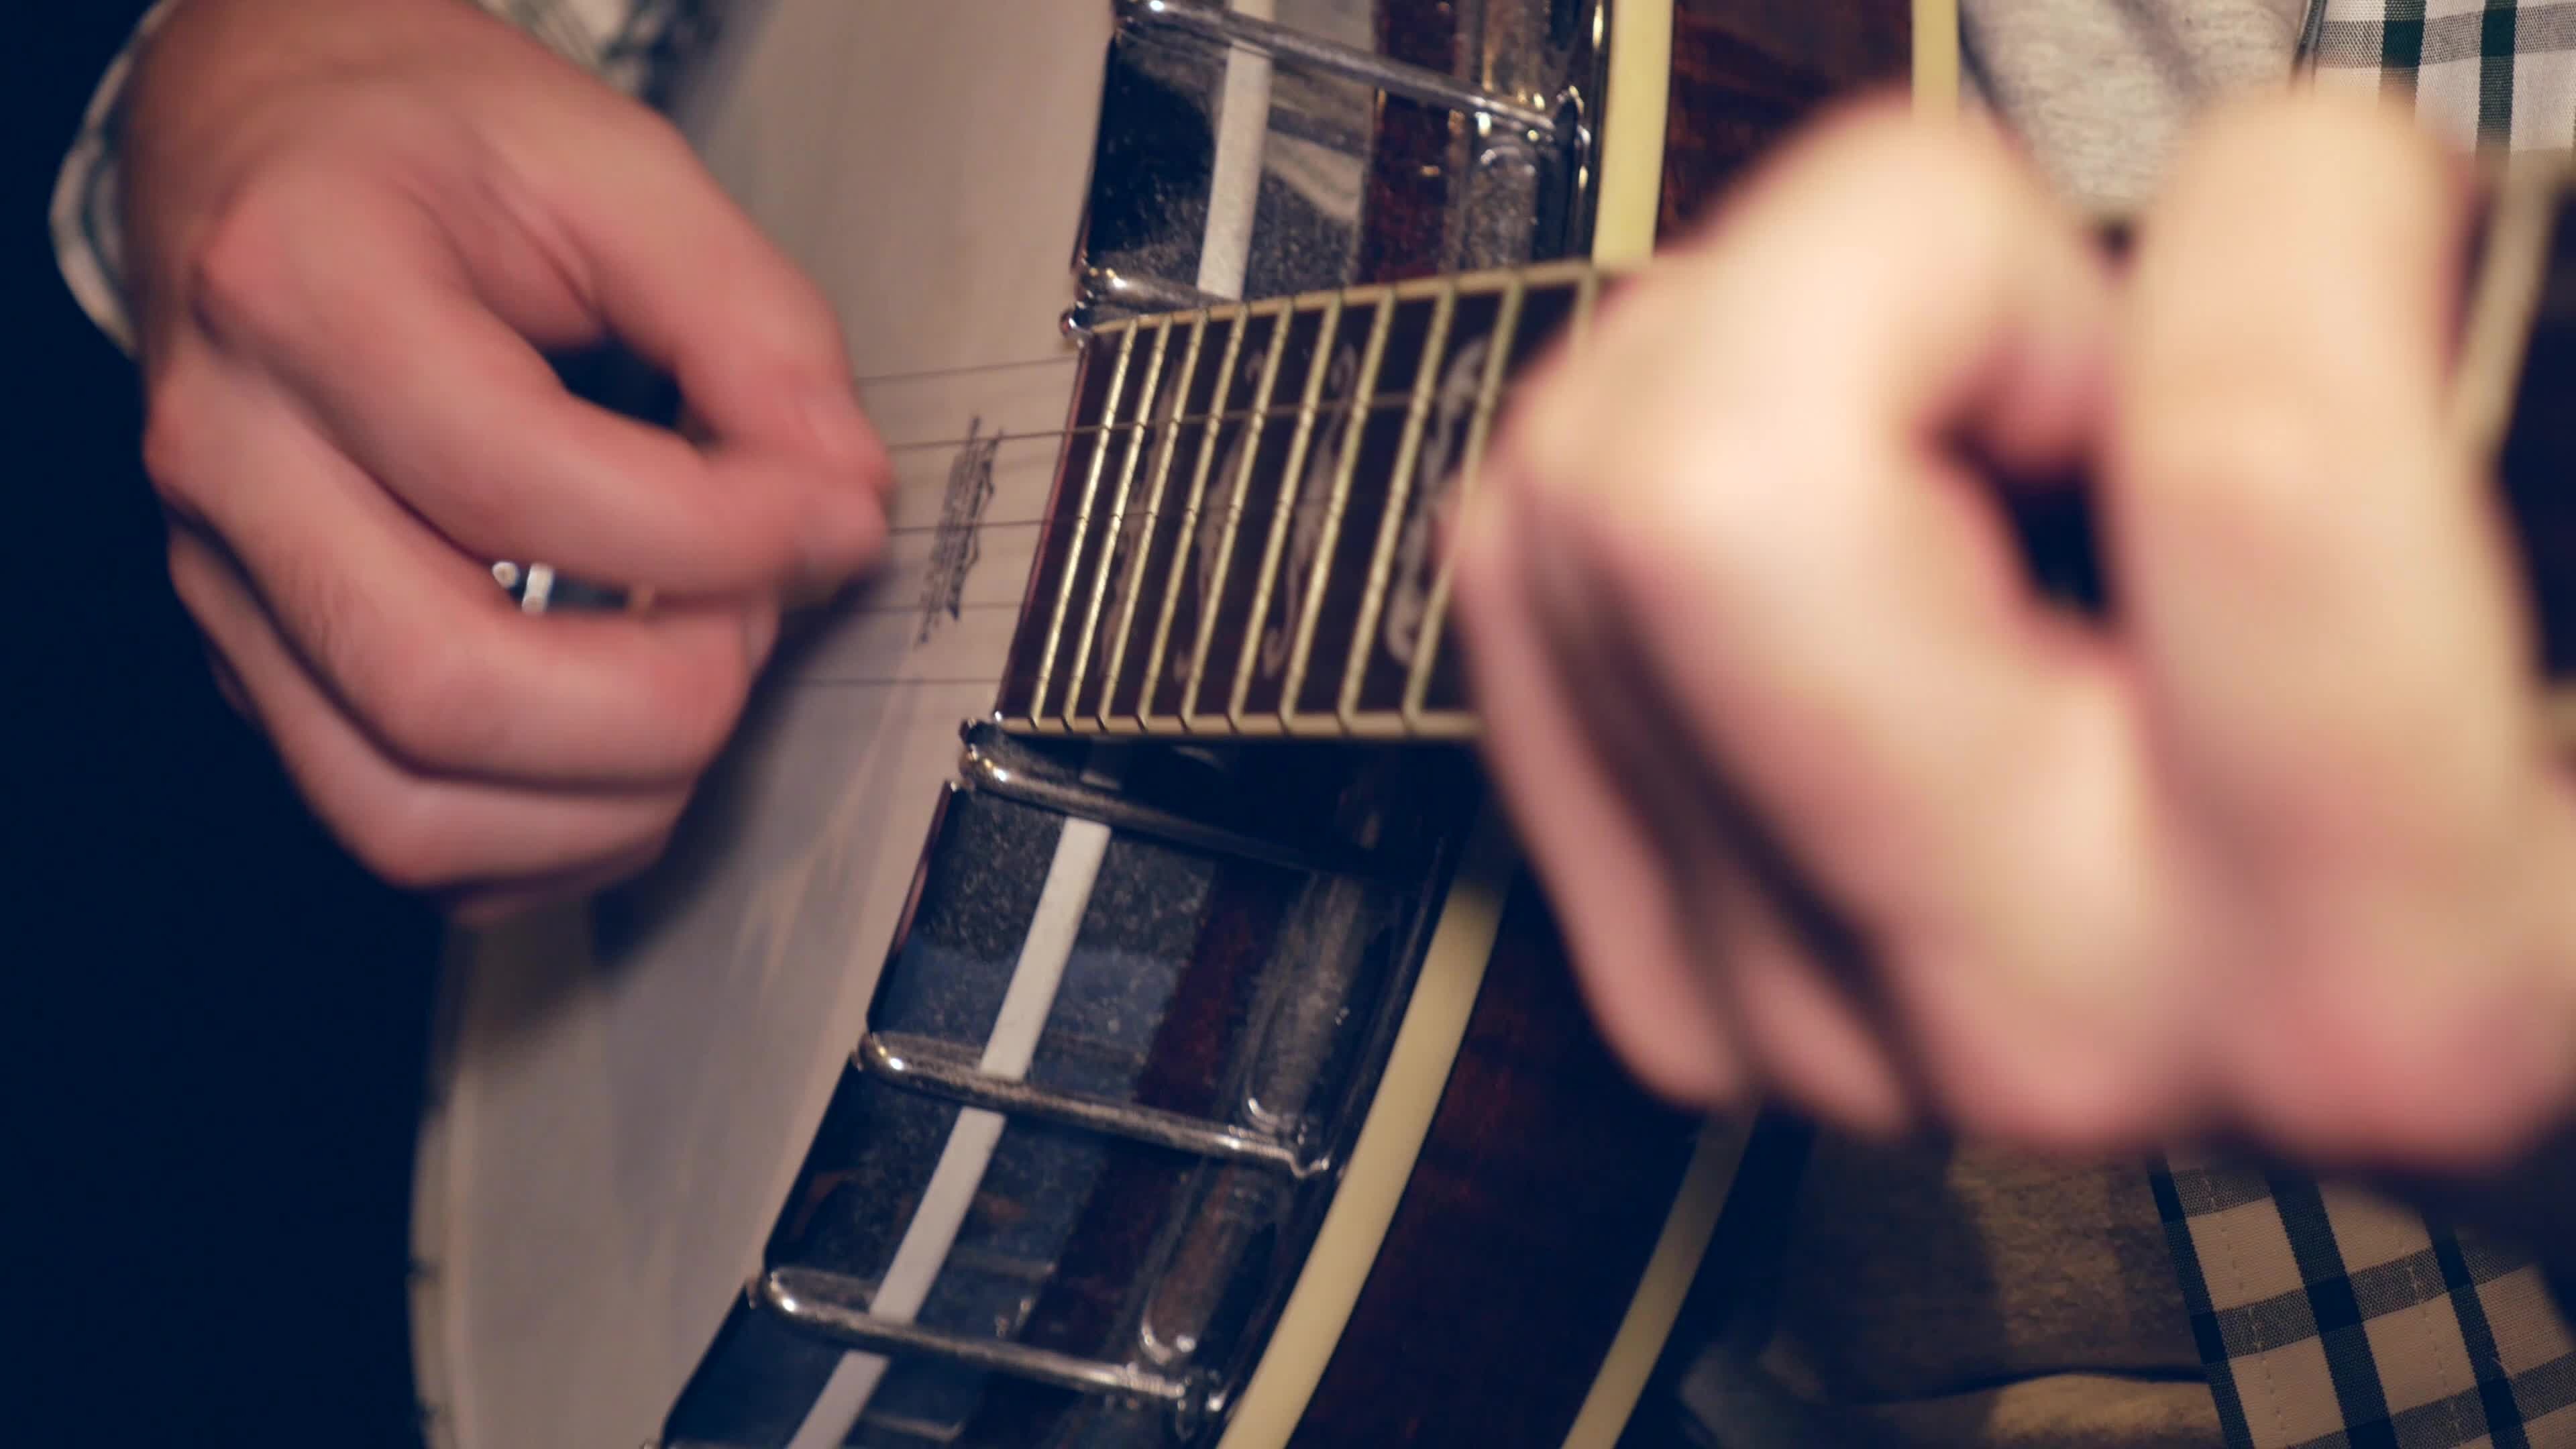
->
xmin=2304 ymin=0 xmax=2576 ymax=152
xmin=2142 ymin=21 xmax=2576 ymax=1449
xmin=2153 ymin=1155 xmax=2576 ymax=1448
xmin=46 ymin=0 xmax=705 ymax=352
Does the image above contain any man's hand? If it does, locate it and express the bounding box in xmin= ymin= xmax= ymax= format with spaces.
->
xmin=1450 ymin=93 xmax=2576 ymax=1172
xmin=120 ymin=0 xmax=889 ymax=920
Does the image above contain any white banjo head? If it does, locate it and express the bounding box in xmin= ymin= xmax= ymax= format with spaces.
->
xmin=412 ymin=5 xmax=1111 ymax=1445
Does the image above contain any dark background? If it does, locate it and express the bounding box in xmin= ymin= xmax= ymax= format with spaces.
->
xmin=9 ymin=8 xmax=439 ymax=1444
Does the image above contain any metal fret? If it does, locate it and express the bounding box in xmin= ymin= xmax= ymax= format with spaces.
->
xmin=1224 ymin=297 xmax=1346 ymax=732
xmin=1026 ymin=325 xmax=1138 ymax=728
xmin=1001 ymin=262 xmax=1626 ymax=739
xmin=1338 ymin=283 xmax=1460 ymax=731
xmin=1098 ymin=313 xmax=1207 ymax=731
xmin=1059 ymin=319 xmax=1173 ymax=729
xmin=1403 ymin=275 xmax=1526 ymax=733
xmin=1568 ymin=266 xmax=1603 ymax=344
xmin=1136 ymin=313 xmax=1248 ymax=733
xmin=1181 ymin=304 xmax=1292 ymax=733
xmin=1277 ymin=299 xmax=1397 ymax=731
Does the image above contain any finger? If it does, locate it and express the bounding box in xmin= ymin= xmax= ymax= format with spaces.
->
xmin=543 ymin=116 xmax=890 ymax=482
xmin=2114 ymin=94 xmax=2576 ymax=1161
xmin=1711 ymin=852 xmax=1915 ymax=1136
xmin=154 ymin=360 xmax=773 ymax=788
xmin=1565 ymin=97 xmax=2114 ymax=486
xmin=168 ymin=526 xmax=688 ymax=893
xmin=1449 ymin=488 xmax=1747 ymax=1107
xmin=2114 ymin=93 xmax=2528 ymax=873
xmin=1481 ymin=103 xmax=2182 ymax=1123
xmin=200 ymin=193 xmax=884 ymax=596
xmin=1503 ymin=490 xmax=1912 ymax=1130
xmin=1489 ymin=102 xmax=2119 ymax=910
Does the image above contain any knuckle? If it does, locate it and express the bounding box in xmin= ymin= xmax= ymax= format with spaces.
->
xmin=140 ymin=428 xmax=201 ymax=521
xmin=616 ymin=817 xmax=685 ymax=883
xmin=185 ymin=186 xmax=305 ymax=345
xmin=162 ymin=531 xmax=223 ymax=623
xmin=1551 ymin=922 xmax=1735 ymax=1109
xmin=1791 ymin=104 xmax=2032 ymax=252
xmin=603 ymin=105 xmax=725 ymax=201
xmin=658 ymin=647 xmax=755 ymax=774
xmin=1842 ymin=109 xmax=2021 ymax=201
xmin=140 ymin=374 xmax=221 ymax=519
xmin=1944 ymin=1040 xmax=2152 ymax=1154
xmin=1686 ymin=94 xmax=2015 ymax=247
xmin=620 ymin=105 xmax=698 ymax=167
xmin=810 ymin=409 xmax=891 ymax=486
xmin=2241 ymin=954 xmax=2569 ymax=1169
xmin=731 ymin=258 xmax=855 ymax=384
xmin=382 ymin=665 xmax=500 ymax=775
xmin=1477 ymin=423 xmax=1572 ymax=523
xmin=1906 ymin=955 xmax=2171 ymax=1152
xmin=2178 ymin=91 xmax=2449 ymax=198
xmin=1607 ymin=1020 xmax=1734 ymax=1109
xmin=2120 ymin=394 xmax=2339 ymax=557
xmin=415 ymin=449 xmax=529 ymax=551
xmin=337 ymin=616 xmax=502 ymax=773
xmin=1495 ymin=377 xmax=1691 ymax=527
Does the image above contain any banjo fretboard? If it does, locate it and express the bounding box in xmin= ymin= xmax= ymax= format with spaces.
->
xmin=997 ymin=181 xmax=2576 ymax=747
xmin=994 ymin=261 xmax=1601 ymax=741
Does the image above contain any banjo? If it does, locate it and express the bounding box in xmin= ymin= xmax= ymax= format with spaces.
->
xmin=411 ymin=2 xmax=2576 ymax=1446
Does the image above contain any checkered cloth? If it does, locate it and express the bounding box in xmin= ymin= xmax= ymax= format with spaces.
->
xmin=2306 ymin=0 xmax=2576 ymax=150
xmin=2154 ymin=1155 xmax=2576 ymax=1448
xmin=42 ymin=3 xmax=2576 ymax=1447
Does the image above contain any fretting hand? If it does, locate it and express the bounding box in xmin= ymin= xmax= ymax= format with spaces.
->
xmin=1451 ymin=93 xmax=2576 ymax=1171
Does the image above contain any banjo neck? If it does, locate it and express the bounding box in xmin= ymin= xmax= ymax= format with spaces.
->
xmin=996 ymin=189 xmax=2576 ymax=750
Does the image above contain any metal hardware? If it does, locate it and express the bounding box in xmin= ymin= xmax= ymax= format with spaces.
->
xmin=1075 ymin=0 xmax=1607 ymax=321
xmin=757 ymin=1267 xmax=1210 ymax=1428
xmin=959 ymin=723 xmax=1391 ymax=877
xmin=1118 ymin=0 xmax=1560 ymax=138
xmin=1069 ymin=266 xmax=1234 ymax=334
xmin=858 ymin=1031 xmax=1324 ymax=1177
xmin=489 ymin=559 xmax=640 ymax=614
